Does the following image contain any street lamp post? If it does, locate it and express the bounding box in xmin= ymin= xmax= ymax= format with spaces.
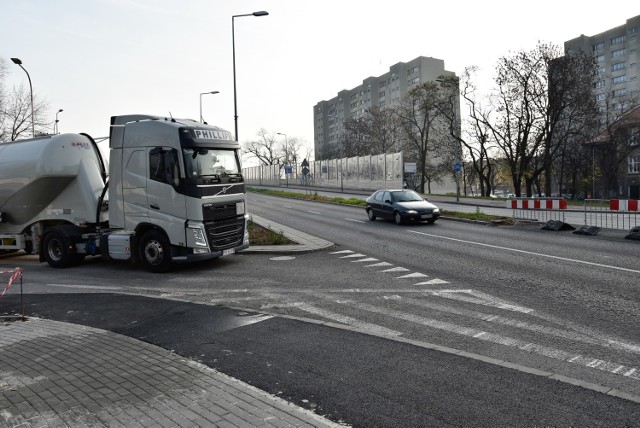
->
xmin=199 ymin=91 xmax=219 ymax=123
xmin=232 ymin=10 xmax=268 ymax=141
xmin=277 ymin=132 xmax=288 ymax=187
xmin=11 ymin=58 xmax=35 ymax=137
xmin=54 ymin=109 xmax=63 ymax=134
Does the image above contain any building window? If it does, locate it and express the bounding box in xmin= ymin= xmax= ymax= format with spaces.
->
xmin=630 ymin=127 xmax=640 ymax=146
xmin=596 ymin=54 xmax=605 ymax=63
xmin=612 ymin=48 xmax=626 ymax=58
xmin=629 ymin=26 xmax=638 ymax=35
xmin=611 ymin=35 xmax=626 ymax=45
xmin=593 ymin=42 xmax=604 ymax=51
xmin=628 ymin=155 xmax=640 ymax=173
xmin=612 ymin=62 xmax=625 ymax=72
xmin=594 ymin=79 xmax=605 ymax=89
xmin=596 ymin=93 xmax=606 ymax=101
xmin=596 ymin=67 xmax=605 ymax=76
xmin=612 ymin=75 xmax=626 ymax=84
xmin=613 ymin=88 xmax=627 ymax=97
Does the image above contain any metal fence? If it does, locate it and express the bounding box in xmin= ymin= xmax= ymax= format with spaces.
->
xmin=507 ymin=199 xmax=568 ymax=224
xmin=243 ymin=152 xmax=404 ymax=191
xmin=582 ymin=199 xmax=640 ymax=231
xmin=507 ymin=198 xmax=640 ymax=231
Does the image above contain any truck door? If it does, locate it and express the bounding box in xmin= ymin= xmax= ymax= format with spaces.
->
xmin=146 ymin=147 xmax=187 ymax=244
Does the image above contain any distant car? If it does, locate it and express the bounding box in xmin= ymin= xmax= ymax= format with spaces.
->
xmin=365 ymin=189 xmax=440 ymax=225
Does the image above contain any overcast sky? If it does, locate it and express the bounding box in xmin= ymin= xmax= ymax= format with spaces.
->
xmin=1 ymin=0 xmax=636 ymax=159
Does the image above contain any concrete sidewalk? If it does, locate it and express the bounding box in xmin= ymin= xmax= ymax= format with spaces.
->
xmin=0 ymin=317 xmax=344 ymax=428
xmin=0 ymin=216 xmax=341 ymax=428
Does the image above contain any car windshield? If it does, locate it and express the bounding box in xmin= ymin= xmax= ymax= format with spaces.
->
xmin=391 ymin=191 xmax=423 ymax=202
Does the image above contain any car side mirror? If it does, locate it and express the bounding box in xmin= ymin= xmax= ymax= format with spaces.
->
xmin=385 ymin=199 xmax=392 ymax=204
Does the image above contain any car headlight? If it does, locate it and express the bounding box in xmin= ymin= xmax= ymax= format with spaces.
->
xmin=406 ymin=210 xmax=418 ymax=214
xmin=433 ymin=208 xmax=440 ymax=214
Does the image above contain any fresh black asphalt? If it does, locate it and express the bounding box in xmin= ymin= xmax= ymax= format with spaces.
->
xmin=2 ymin=293 xmax=639 ymax=427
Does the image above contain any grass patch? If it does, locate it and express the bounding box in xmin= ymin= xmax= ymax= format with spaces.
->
xmin=248 ymin=220 xmax=295 ymax=245
xmin=248 ymin=187 xmax=367 ymax=207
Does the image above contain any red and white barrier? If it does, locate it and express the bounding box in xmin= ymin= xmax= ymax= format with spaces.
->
xmin=0 ymin=267 xmax=22 ymax=300
xmin=507 ymin=199 xmax=567 ymax=210
xmin=610 ymin=200 xmax=640 ymax=211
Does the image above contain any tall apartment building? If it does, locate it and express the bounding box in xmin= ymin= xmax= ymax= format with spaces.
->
xmin=565 ymin=15 xmax=640 ymax=198
xmin=565 ymin=15 xmax=640 ymax=112
xmin=313 ymin=56 xmax=457 ymax=159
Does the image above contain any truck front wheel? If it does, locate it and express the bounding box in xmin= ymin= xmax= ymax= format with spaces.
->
xmin=42 ymin=230 xmax=73 ymax=268
xmin=138 ymin=230 xmax=172 ymax=273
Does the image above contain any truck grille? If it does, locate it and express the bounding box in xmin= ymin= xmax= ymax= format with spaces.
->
xmin=202 ymin=202 xmax=245 ymax=250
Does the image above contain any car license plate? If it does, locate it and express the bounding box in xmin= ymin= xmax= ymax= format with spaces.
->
xmin=223 ymin=248 xmax=235 ymax=256
xmin=421 ymin=214 xmax=432 ymax=219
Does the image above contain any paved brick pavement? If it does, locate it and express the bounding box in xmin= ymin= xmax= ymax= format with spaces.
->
xmin=0 ymin=317 xmax=345 ymax=428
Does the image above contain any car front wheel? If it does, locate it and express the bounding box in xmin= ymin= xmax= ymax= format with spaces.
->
xmin=394 ymin=211 xmax=403 ymax=225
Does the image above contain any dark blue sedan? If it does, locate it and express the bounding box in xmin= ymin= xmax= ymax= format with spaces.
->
xmin=365 ymin=189 xmax=440 ymax=225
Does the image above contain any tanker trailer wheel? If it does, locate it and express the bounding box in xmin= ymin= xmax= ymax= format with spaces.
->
xmin=42 ymin=226 xmax=85 ymax=268
xmin=138 ymin=229 xmax=172 ymax=273
xmin=42 ymin=230 xmax=73 ymax=268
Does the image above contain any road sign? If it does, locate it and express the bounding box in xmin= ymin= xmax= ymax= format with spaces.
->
xmin=284 ymin=166 xmax=292 ymax=174
xmin=454 ymin=162 xmax=462 ymax=173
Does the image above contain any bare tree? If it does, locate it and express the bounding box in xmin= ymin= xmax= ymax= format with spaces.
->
xmin=439 ymin=68 xmax=498 ymax=196
xmin=476 ymin=42 xmax=595 ymax=197
xmin=394 ymin=82 xmax=451 ymax=193
xmin=242 ymin=129 xmax=282 ymax=166
xmin=2 ymin=83 xmax=50 ymax=141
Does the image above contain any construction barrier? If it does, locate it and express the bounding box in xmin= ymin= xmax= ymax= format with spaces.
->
xmin=507 ymin=198 xmax=568 ymax=224
xmin=610 ymin=199 xmax=640 ymax=212
xmin=0 ymin=267 xmax=24 ymax=320
xmin=0 ymin=267 xmax=22 ymax=300
xmin=584 ymin=199 xmax=640 ymax=231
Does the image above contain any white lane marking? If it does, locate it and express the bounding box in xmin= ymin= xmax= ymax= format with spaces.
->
xmin=365 ymin=262 xmax=393 ymax=268
xmin=340 ymin=253 xmax=367 ymax=259
xmin=287 ymin=302 xmax=402 ymax=337
xmin=351 ymin=258 xmax=379 ymax=263
xmin=338 ymin=299 xmax=640 ymax=380
xmin=346 ymin=218 xmax=366 ymax=223
xmin=397 ymin=273 xmax=428 ymax=279
xmin=283 ymin=205 xmax=293 ymax=209
xmin=402 ymin=295 xmax=640 ymax=354
xmin=47 ymin=283 xmax=122 ymax=290
xmin=307 ymin=210 xmax=321 ymax=215
xmin=414 ymin=279 xmax=449 ymax=285
xmin=432 ymin=290 xmax=533 ymax=314
xmin=379 ymin=267 xmax=410 ymax=273
xmin=331 ymin=250 xmax=354 ymax=254
xmin=408 ymin=230 xmax=640 ymax=274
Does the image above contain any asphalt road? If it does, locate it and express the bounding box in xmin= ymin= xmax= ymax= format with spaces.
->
xmin=2 ymin=292 xmax=639 ymax=427
xmin=2 ymin=191 xmax=640 ymax=426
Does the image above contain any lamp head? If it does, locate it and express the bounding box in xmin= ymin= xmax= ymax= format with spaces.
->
xmin=11 ymin=58 xmax=22 ymax=65
xmin=253 ymin=11 xmax=268 ymax=16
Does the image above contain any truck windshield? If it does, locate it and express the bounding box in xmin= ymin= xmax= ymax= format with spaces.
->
xmin=182 ymin=148 xmax=242 ymax=183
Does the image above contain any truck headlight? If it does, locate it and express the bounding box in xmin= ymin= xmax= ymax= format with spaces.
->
xmin=189 ymin=226 xmax=208 ymax=247
xmin=236 ymin=201 xmax=245 ymax=215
